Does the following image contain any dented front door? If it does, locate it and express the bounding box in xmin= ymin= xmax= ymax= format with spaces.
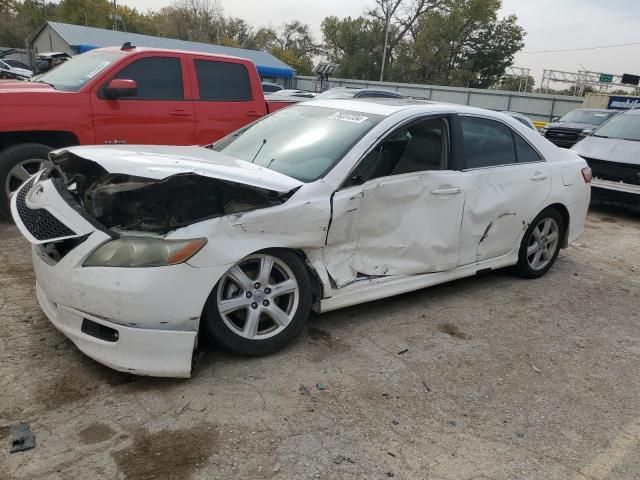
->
xmin=323 ymin=171 xmax=465 ymax=287
xmin=457 ymin=162 xmax=552 ymax=265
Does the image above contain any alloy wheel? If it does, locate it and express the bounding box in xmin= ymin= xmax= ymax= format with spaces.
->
xmin=216 ymin=254 xmax=300 ymax=340
xmin=526 ymin=217 xmax=560 ymax=271
xmin=5 ymin=158 xmax=44 ymax=198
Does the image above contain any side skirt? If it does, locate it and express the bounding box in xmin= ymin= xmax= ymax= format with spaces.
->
xmin=318 ymin=252 xmax=518 ymax=313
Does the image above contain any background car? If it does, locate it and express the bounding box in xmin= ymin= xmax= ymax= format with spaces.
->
xmin=11 ymin=100 xmax=591 ymax=377
xmin=540 ymin=109 xmax=618 ymax=148
xmin=264 ymin=89 xmax=317 ymax=102
xmin=572 ymin=108 xmax=640 ymax=211
xmin=261 ymin=82 xmax=284 ymax=93
xmin=501 ymin=111 xmax=537 ymax=131
xmin=0 ymin=59 xmax=33 ymax=79
xmin=315 ymin=86 xmax=404 ymax=99
xmin=34 ymin=52 xmax=71 ymax=73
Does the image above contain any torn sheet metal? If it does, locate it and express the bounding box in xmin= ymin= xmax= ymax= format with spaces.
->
xmin=323 ymin=172 xmax=465 ymax=287
xmin=10 ymin=423 xmax=36 ymax=453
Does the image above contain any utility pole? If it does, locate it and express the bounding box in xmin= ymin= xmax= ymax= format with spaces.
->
xmin=380 ymin=3 xmax=390 ymax=82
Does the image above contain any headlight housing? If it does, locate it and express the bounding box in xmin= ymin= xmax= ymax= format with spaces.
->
xmin=539 ymin=127 xmax=548 ymax=135
xmin=84 ymin=237 xmax=207 ymax=267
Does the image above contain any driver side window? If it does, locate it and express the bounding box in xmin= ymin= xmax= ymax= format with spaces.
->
xmin=346 ymin=116 xmax=449 ymax=187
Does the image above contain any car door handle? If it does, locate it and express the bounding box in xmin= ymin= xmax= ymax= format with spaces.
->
xmin=431 ymin=187 xmax=462 ymax=195
xmin=530 ymin=173 xmax=548 ymax=181
xmin=245 ymin=110 xmax=263 ymax=118
xmin=169 ymin=109 xmax=192 ymax=117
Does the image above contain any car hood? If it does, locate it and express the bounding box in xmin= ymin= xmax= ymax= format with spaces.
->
xmin=57 ymin=145 xmax=304 ymax=193
xmin=572 ymin=136 xmax=640 ymax=166
xmin=0 ymin=80 xmax=55 ymax=92
xmin=546 ymin=122 xmax=598 ymax=131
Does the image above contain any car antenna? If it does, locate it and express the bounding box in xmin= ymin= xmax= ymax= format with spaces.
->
xmin=251 ymin=139 xmax=267 ymax=163
xmin=121 ymin=42 xmax=135 ymax=51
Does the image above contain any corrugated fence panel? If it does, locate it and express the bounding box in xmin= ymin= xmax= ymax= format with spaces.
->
xmin=295 ymin=76 xmax=584 ymax=122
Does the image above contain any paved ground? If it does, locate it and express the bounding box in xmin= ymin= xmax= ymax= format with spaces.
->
xmin=1 ymin=206 xmax=639 ymax=480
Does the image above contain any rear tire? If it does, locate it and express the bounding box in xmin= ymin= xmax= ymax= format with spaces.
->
xmin=202 ymin=249 xmax=312 ymax=356
xmin=515 ymin=207 xmax=564 ymax=279
xmin=0 ymin=143 xmax=51 ymax=219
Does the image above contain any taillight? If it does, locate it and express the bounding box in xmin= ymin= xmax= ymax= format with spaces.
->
xmin=581 ymin=167 xmax=592 ymax=183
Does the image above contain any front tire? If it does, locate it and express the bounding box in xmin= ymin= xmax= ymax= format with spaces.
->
xmin=0 ymin=143 xmax=51 ymax=218
xmin=515 ymin=208 xmax=564 ymax=278
xmin=202 ymin=250 xmax=312 ymax=356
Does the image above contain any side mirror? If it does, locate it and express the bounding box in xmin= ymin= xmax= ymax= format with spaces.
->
xmin=551 ymin=116 xmax=560 ymax=123
xmin=104 ymin=78 xmax=137 ymax=99
xmin=580 ymin=128 xmax=595 ymax=138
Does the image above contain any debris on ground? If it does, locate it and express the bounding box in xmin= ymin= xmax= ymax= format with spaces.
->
xmin=422 ymin=381 xmax=431 ymax=392
xmin=528 ymin=362 xmax=542 ymax=373
xmin=299 ymin=385 xmax=311 ymax=396
xmin=397 ymin=348 xmax=409 ymax=355
xmin=387 ymin=451 xmax=397 ymax=457
xmin=392 ymin=419 xmax=400 ymax=425
xmin=272 ymin=462 xmax=281 ymax=473
xmin=447 ymin=420 xmax=457 ymax=427
xmin=9 ymin=423 xmax=36 ymax=453
xmin=316 ymin=383 xmax=327 ymax=391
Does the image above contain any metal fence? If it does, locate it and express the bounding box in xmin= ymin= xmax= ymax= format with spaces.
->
xmin=294 ymin=76 xmax=584 ymax=123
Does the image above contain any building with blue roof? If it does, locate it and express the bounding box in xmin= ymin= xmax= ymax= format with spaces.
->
xmin=29 ymin=21 xmax=295 ymax=84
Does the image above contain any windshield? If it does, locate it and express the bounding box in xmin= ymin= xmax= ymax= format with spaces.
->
xmin=35 ymin=50 xmax=124 ymax=92
xmin=212 ymin=105 xmax=384 ymax=182
xmin=592 ymin=113 xmax=640 ymax=141
xmin=559 ymin=110 xmax=614 ymax=126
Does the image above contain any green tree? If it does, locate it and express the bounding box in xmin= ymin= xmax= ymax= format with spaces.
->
xmin=55 ymin=0 xmax=112 ymax=29
xmin=321 ymin=15 xmax=385 ymax=80
xmin=253 ymin=21 xmax=320 ymax=75
xmin=498 ymin=74 xmax=535 ymax=92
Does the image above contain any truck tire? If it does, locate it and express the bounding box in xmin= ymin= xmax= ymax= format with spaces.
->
xmin=0 ymin=143 xmax=52 ymax=219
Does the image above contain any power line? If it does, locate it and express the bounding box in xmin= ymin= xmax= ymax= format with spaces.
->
xmin=521 ymin=42 xmax=640 ymax=54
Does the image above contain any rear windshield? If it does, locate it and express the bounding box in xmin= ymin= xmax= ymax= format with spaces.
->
xmin=559 ymin=110 xmax=614 ymax=126
xmin=34 ymin=50 xmax=124 ymax=92
xmin=212 ymin=105 xmax=384 ymax=182
xmin=592 ymin=113 xmax=640 ymax=141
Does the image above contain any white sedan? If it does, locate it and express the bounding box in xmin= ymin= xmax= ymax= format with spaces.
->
xmin=11 ymin=99 xmax=591 ymax=377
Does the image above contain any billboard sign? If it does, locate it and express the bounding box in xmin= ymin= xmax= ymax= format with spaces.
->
xmin=607 ymin=96 xmax=640 ymax=110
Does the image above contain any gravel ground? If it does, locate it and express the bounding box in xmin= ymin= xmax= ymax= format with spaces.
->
xmin=1 ymin=206 xmax=639 ymax=480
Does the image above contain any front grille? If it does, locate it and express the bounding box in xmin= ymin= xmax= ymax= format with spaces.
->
xmin=16 ymin=178 xmax=76 ymax=241
xmin=545 ymin=129 xmax=580 ymax=142
xmin=583 ymin=157 xmax=640 ymax=185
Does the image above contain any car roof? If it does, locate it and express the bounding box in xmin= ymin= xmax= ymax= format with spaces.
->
xmin=305 ymin=98 xmax=509 ymax=118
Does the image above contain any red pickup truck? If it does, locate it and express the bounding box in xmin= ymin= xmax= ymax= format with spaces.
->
xmin=0 ymin=44 xmax=293 ymax=217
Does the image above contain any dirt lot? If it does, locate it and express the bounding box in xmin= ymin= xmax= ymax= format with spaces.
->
xmin=1 ymin=206 xmax=639 ymax=480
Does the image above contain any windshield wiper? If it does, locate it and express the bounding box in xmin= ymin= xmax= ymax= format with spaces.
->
xmin=34 ymin=79 xmax=55 ymax=88
xmin=592 ymin=134 xmax=609 ymax=138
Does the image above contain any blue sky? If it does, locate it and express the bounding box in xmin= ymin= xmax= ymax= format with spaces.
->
xmin=119 ymin=0 xmax=640 ymax=87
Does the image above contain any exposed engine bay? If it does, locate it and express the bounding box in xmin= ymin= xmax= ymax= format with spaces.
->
xmin=48 ymin=151 xmax=294 ymax=234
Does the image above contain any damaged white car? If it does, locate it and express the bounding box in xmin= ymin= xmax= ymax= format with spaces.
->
xmin=11 ymin=100 xmax=591 ymax=377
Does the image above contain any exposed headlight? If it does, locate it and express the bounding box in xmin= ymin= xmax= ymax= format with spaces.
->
xmin=84 ymin=237 xmax=207 ymax=267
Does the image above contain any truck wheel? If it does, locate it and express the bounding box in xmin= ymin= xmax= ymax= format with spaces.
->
xmin=0 ymin=143 xmax=51 ymax=219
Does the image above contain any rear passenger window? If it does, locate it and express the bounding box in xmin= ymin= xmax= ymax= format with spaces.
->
xmin=195 ymin=60 xmax=252 ymax=101
xmin=514 ymin=133 xmax=543 ymax=163
xmin=460 ymin=116 xmax=517 ymax=169
xmin=113 ymin=57 xmax=183 ymax=100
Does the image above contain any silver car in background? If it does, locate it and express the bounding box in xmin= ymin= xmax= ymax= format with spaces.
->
xmin=572 ymin=109 xmax=640 ymax=211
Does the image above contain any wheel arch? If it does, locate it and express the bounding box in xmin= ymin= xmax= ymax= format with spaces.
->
xmin=543 ymin=202 xmax=570 ymax=248
xmin=0 ymin=131 xmax=80 ymax=151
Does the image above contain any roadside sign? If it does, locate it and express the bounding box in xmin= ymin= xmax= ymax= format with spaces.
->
xmin=607 ymin=96 xmax=640 ymax=110
xmin=599 ymin=73 xmax=613 ymax=83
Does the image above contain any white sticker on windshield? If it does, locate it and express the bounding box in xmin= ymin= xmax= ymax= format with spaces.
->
xmin=594 ymin=113 xmax=607 ymax=117
xmin=86 ymin=61 xmax=111 ymax=79
xmin=329 ymin=112 xmax=369 ymax=124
